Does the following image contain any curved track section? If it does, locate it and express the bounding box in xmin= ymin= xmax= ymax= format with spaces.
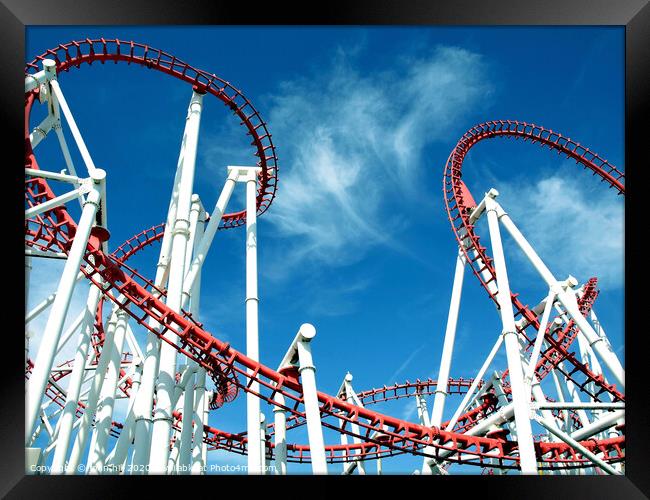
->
xmin=444 ymin=120 xmax=624 ymax=403
xmin=26 ymin=38 xmax=278 ymax=228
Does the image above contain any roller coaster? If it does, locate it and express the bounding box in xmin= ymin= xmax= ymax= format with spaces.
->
xmin=24 ymin=39 xmax=625 ymax=475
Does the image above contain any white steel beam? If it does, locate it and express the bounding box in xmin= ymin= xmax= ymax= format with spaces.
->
xmin=237 ymin=166 xmax=264 ymax=475
xmin=149 ymin=90 xmax=204 ymax=473
xmin=533 ymin=414 xmax=621 ymax=475
xmin=50 ymin=280 xmax=103 ymax=473
xmin=494 ymin=199 xmax=624 ymax=389
xmin=88 ymin=309 xmax=129 ymax=474
xmin=273 ymin=392 xmax=288 ymax=475
xmin=25 ymin=171 xmax=104 ymax=446
xmin=484 ymin=192 xmax=537 ymax=474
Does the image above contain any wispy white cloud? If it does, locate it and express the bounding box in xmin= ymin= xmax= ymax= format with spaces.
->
xmin=261 ymin=44 xmax=492 ymax=275
xmin=385 ymin=343 xmax=427 ymax=385
xmin=496 ymin=171 xmax=624 ymax=289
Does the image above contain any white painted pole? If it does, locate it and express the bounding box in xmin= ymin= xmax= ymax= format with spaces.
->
xmin=590 ymin=309 xmax=614 ymax=352
xmin=25 ymin=171 xmax=104 ymax=446
xmin=186 ymin=199 xmax=208 ymax=474
xmin=431 ymin=250 xmax=466 ymax=427
xmin=571 ymin=410 xmax=624 ymax=441
xmin=29 ymin=114 xmax=55 ymax=149
xmin=416 ymin=393 xmax=431 ymax=427
xmin=149 ymin=91 xmax=204 ymax=474
xmin=65 ymin=311 xmax=117 ymax=474
xmin=445 ymin=336 xmax=503 ymax=432
xmin=260 ymin=413 xmax=268 ymax=475
xmin=524 ymin=292 xmax=557 ymax=385
xmin=106 ymin=366 xmax=142 ymax=473
xmin=296 ymin=324 xmax=328 ymax=474
xmin=25 ymin=255 xmax=32 ymax=367
xmin=273 ymin=393 xmax=288 ymax=475
xmin=24 ymin=185 xmax=87 ymax=220
xmin=55 ymin=310 xmax=87 ymax=356
xmin=342 ymin=376 xmax=366 ymax=474
xmin=48 ymin=79 xmax=98 ymax=178
xmin=201 ymin=391 xmax=210 ymax=469
xmin=177 ymin=369 xmax=196 ymax=474
xmin=242 ymin=166 xmax=263 ymax=475
xmin=66 ymin=305 xmax=121 ymax=473
xmin=190 ymin=369 xmax=207 ymax=475
xmin=176 ymin=195 xmax=203 ymax=475
xmin=24 ymin=274 xmax=80 ymax=324
xmin=533 ymin=414 xmax=621 ymax=475
xmin=181 ymin=169 xmax=238 ymax=304
xmin=39 ymin=60 xmax=82 ymax=186
xmin=495 ymin=201 xmax=624 ymax=388
xmin=484 ymin=192 xmax=538 ymax=474
xmin=50 ymin=280 xmax=103 ymax=473
xmin=130 ymin=167 xmax=183 ymax=472
xmin=535 ymin=402 xmax=624 ymax=410
xmin=25 ymin=255 xmax=32 ymax=307
xmin=88 ymin=309 xmax=129 ymax=474
xmin=25 ymin=268 xmax=90 ymax=324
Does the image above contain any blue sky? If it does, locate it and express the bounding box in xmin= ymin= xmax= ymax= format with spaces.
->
xmin=26 ymin=26 xmax=624 ymax=474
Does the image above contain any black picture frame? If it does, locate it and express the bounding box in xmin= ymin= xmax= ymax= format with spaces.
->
xmin=2 ymin=1 xmax=648 ymax=498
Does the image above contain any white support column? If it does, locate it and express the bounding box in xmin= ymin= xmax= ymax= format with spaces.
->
xmin=260 ymin=413 xmax=268 ymax=474
xmin=88 ymin=309 xmax=129 ymax=474
xmin=494 ymin=199 xmax=624 ymax=388
xmin=176 ymin=195 xmax=202 ymax=475
xmin=561 ymin=366 xmax=591 ymax=429
xmin=550 ymin=367 xmax=571 ymax=431
xmin=484 ymin=191 xmax=538 ymax=474
xmin=177 ymin=369 xmax=196 ymax=474
xmin=201 ymin=391 xmax=210 ymax=469
xmin=273 ymin=393 xmax=288 ymax=475
xmin=24 ymin=185 xmax=88 ymax=219
xmin=149 ymin=90 xmax=204 ymax=474
xmin=533 ymin=414 xmax=621 ymax=475
xmin=25 ymin=255 xmax=32 ymax=366
xmin=48 ymin=79 xmax=98 ymax=178
xmin=237 ymin=166 xmax=263 ymax=475
xmin=416 ymin=393 xmax=431 ymax=428
xmin=524 ymin=293 xmax=558 ymax=387
xmin=55 ymin=309 xmax=86 ymax=356
xmin=67 ymin=304 xmax=122 ymax=473
xmin=296 ymin=325 xmax=328 ymax=474
xmin=181 ymin=169 xmax=238 ymax=304
xmin=430 ymin=249 xmax=466 ymax=427
xmin=130 ymin=163 xmax=183 ymax=472
xmin=26 ymin=269 xmax=89 ymax=325
xmin=342 ymin=375 xmax=366 ymax=475
xmin=186 ymin=198 xmax=208 ymax=475
xmin=570 ymin=410 xmax=624 ymax=441
xmin=25 ymin=255 xmax=32 ymax=308
xmin=424 ymin=248 xmax=467 ymax=473
xmin=50 ymin=280 xmax=103 ymax=473
xmin=39 ymin=61 xmax=79 ymax=174
xmin=190 ymin=369 xmax=207 ymax=474
xmin=106 ymin=366 xmax=142 ymax=473
xmin=25 ymin=170 xmax=104 ymax=446
xmin=590 ymin=309 xmax=614 ymax=352
xmin=445 ymin=337 xmax=503 ymax=432
xmin=530 ymin=379 xmax=562 ymax=436
xmin=29 ymin=114 xmax=55 ymax=149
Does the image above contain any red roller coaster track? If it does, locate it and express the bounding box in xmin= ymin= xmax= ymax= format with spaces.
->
xmin=25 ymin=39 xmax=625 ymax=472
